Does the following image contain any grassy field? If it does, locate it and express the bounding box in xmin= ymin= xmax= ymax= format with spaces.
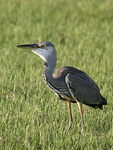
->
xmin=0 ymin=0 xmax=113 ymax=149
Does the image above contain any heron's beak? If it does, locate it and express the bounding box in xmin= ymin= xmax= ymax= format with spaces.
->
xmin=16 ymin=44 xmax=41 ymax=49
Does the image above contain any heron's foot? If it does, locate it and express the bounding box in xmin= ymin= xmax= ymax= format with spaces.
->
xmin=81 ymin=126 xmax=85 ymax=134
xmin=67 ymin=119 xmax=73 ymax=132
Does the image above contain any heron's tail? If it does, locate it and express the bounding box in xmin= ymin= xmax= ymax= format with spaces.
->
xmin=102 ymin=96 xmax=107 ymax=105
xmin=99 ymin=96 xmax=107 ymax=110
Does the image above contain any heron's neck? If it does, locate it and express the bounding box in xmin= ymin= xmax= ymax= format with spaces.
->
xmin=43 ymin=61 xmax=68 ymax=96
xmin=42 ymin=49 xmax=64 ymax=92
xmin=43 ymin=60 xmax=56 ymax=80
xmin=42 ymin=62 xmax=55 ymax=87
xmin=44 ymin=50 xmax=57 ymax=75
xmin=43 ymin=57 xmax=67 ymax=95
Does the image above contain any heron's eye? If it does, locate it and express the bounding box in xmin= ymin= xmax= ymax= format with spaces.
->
xmin=41 ymin=45 xmax=46 ymax=48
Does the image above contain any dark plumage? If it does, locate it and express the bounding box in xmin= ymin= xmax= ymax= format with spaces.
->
xmin=17 ymin=41 xmax=107 ymax=131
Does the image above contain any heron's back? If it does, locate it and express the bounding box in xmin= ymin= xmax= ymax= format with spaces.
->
xmin=53 ymin=66 xmax=107 ymax=109
xmin=53 ymin=66 xmax=85 ymax=78
xmin=53 ymin=66 xmax=86 ymax=103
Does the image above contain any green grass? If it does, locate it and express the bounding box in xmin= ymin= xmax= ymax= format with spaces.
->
xmin=0 ymin=0 xmax=113 ymax=149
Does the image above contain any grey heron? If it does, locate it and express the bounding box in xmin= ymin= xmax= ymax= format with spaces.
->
xmin=17 ymin=41 xmax=107 ymax=131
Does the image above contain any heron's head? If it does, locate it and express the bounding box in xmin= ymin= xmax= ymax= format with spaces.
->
xmin=17 ymin=41 xmax=56 ymax=63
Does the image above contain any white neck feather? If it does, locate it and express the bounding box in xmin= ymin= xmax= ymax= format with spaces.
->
xmin=32 ymin=47 xmax=57 ymax=74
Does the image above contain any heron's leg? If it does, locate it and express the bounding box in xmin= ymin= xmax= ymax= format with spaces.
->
xmin=77 ymin=101 xmax=85 ymax=132
xmin=67 ymin=101 xmax=73 ymax=131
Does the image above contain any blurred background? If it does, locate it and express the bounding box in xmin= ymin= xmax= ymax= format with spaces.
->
xmin=0 ymin=0 xmax=113 ymax=149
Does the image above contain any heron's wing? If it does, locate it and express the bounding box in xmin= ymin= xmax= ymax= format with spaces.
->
xmin=65 ymin=73 xmax=102 ymax=106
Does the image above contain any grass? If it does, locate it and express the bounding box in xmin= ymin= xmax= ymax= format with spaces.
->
xmin=0 ymin=0 xmax=113 ymax=149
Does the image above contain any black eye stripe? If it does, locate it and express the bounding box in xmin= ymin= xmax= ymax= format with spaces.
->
xmin=41 ymin=45 xmax=46 ymax=48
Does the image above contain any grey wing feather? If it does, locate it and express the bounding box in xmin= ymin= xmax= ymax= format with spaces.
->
xmin=65 ymin=73 xmax=102 ymax=105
